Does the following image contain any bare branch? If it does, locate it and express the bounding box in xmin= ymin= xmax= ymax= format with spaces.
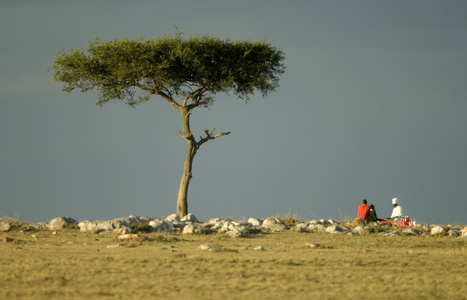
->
xmin=198 ymin=130 xmax=231 ymax=148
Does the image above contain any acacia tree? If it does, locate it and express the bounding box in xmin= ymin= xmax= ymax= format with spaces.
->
xmin=49 ymin=33 xmax=285 ymax=217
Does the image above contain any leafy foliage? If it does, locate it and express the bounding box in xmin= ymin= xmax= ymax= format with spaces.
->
xmin=131 ymin=222 xmax=153 ymax=233
xmin=49 ymin=33 xmax=285 ymax=107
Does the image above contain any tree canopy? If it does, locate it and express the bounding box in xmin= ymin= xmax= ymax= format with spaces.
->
xmin=50 ymin=33 xmax=285 ymax=108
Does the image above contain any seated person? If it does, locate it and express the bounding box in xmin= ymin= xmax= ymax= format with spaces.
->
xmin=357 ymin=199 xmax=370 ymax=224
xmin=369 ymin=204 xmax=383 ymax=222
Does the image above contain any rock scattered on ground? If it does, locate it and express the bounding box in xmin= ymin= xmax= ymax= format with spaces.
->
xmin=1 ymin=215 xmax=466 ymax=240
xmin=0 ymin=221 xmax=11 ymax=232
xmin=430 ymin=226 xmax=446 ymax=236
xmin=199 ymin=244 xmax=212 ymax=250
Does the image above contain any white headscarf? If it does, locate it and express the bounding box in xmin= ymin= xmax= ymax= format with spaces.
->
xmin=392 ymin=198 xmax=398 ymax=204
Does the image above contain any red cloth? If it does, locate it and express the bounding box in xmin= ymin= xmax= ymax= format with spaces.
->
xmin=357 ymin=204 xmax=370 ymax=224
xmin=396 ymin=221 xmax=413 ymax=227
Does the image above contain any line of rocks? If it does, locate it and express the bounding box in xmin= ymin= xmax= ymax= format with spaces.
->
xmin=1 ymin=215 xmax=467 ymax=238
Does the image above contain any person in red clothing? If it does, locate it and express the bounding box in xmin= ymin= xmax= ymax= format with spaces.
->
xmin=357 ymin=199 xmax=371 ymax=224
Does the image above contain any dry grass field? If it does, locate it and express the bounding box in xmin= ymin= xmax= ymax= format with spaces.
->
xmin=1 ymin=223 xmax=466 ymax=300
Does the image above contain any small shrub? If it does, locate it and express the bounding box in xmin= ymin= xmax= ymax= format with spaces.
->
xmin=9 ymin=221 xmax=34 ymax=231
xmin=131 ymin=223 xmax=153 ymax=233
xmin=279 ymin=217 xmax=300 ymax=227
xmin=62 ymin=224 xmax=80 ymax=230
xmin=139 ymin=234 xmax=178 ymax=243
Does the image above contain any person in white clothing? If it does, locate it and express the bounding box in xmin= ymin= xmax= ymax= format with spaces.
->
xmin=389 ymin=197 xmax=402 ymax=222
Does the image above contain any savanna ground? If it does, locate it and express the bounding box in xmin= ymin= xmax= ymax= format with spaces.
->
xmin=1 ymin=221 xmax=466 ymax=300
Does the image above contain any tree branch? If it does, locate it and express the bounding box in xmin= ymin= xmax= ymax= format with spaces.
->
xmin=198 ymin=130 xmax=231 ymax=148
xmin=183 ymin=85 xmax=205 ymax=107
xmin=134 ymin=82 xmax=181 ymax=110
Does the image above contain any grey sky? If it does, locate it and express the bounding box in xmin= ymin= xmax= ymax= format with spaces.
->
xmin=1 ymin=0 xmax=466 ymax=224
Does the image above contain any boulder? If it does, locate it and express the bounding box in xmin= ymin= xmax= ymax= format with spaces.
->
xmin=448 ymin=229 xmax=459 ymax=237
xmin=293 ymin=223 xmax=309 ymax=232
xmin=461 ymin=226 xmax=467 ymax=236
xmin=225 ymin=230 xmax=242 ymax=238
xmin=78 ymin=216 xmax=145 ymax=233
xmin=263 ymin=217 xmax=284 ymax=226
xmin=403 ymin=228 xmax=420 ymax=236
xmin=182 ymin=224 xmax=196 ymax=234
xmin=326 ymin=225 xmax=342 ymax=234
xmin=149 ymin=219 xmax=174 ymax=233
xmin=207 ymin=218 xmax=221 ymax=225
xmin=0 ymin=221 xmax=11 ymax=232
xmin=165 ymin=214 xmax=182 ymax=224
xmin=262 ymin=217 xmax=287 ymax=231
xmin=247 ymin=217 xmax=262 ymax=226
xmin=353 ymin=226 xmax=373 ymax=234
xmin=430 ymin=226 xmax=446 ymax=236
xmin=181 ymin=213 xmax=199 ymax=223
xmin=48 ymin=217 xmax=78 ymax=230
xmin=308 ymin=224 xmax=326 ymax=231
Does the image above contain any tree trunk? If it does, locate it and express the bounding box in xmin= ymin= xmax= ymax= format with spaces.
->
xmin=176 ymin=107 xmax=197 ymax=218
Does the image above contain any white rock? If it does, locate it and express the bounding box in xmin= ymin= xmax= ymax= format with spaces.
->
xmin=165 ymin=214 xmax=181 ymax=224
xmin=262 ymin=217 xmax=285 ymax=226
xmin=262 ymin=217 xmax=287 ymax=231
xmin=254 ymin=246 xmax=265 ymax=251
xmin=247 ymin=217 xmax=262 ymax=226
xmin=183 ymin=224 xmax=196 ymax=234
xmin=326 ymin=225 xmax=342 ymax=233
xmin=48 ymin=217 xmax=78 ymax=230
xmin=403 ymin=228 xmax=420 ymax=236
xmin=430 ymin=226 xmax=446 ymax=236
xmin=305 ymin=243 xmax=320 ymax=248
xmin=0 ymin=221 xmax=11 ymax=232
xmin=353 ymin=226 xmax=364 ymax=233
xmin=308 ymin=224 xmax=326 ymax=231
xmin=226 ymin=230 xmax=242 ymax=238
xmin=207 ymin=218 xmax=221 ymax=224
xmin=78 ymin=218 xmax=134 ymax=233
xmin=461 ymin=226 xmax=467 ymax=236
xmin=199 ymin=244 xmax=212 ymax=250
xmin=181 ymin=213 xmax=199 ymax=223
xmin=107 ymin=244 xmax=123 ymax=248
xmin=78 ymin=221 xmax=98 ymax=233
xmin=293 ymin=223 xmax=309 ymax=232
xmin=149 ymin=219 xmax=174 ymax=233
